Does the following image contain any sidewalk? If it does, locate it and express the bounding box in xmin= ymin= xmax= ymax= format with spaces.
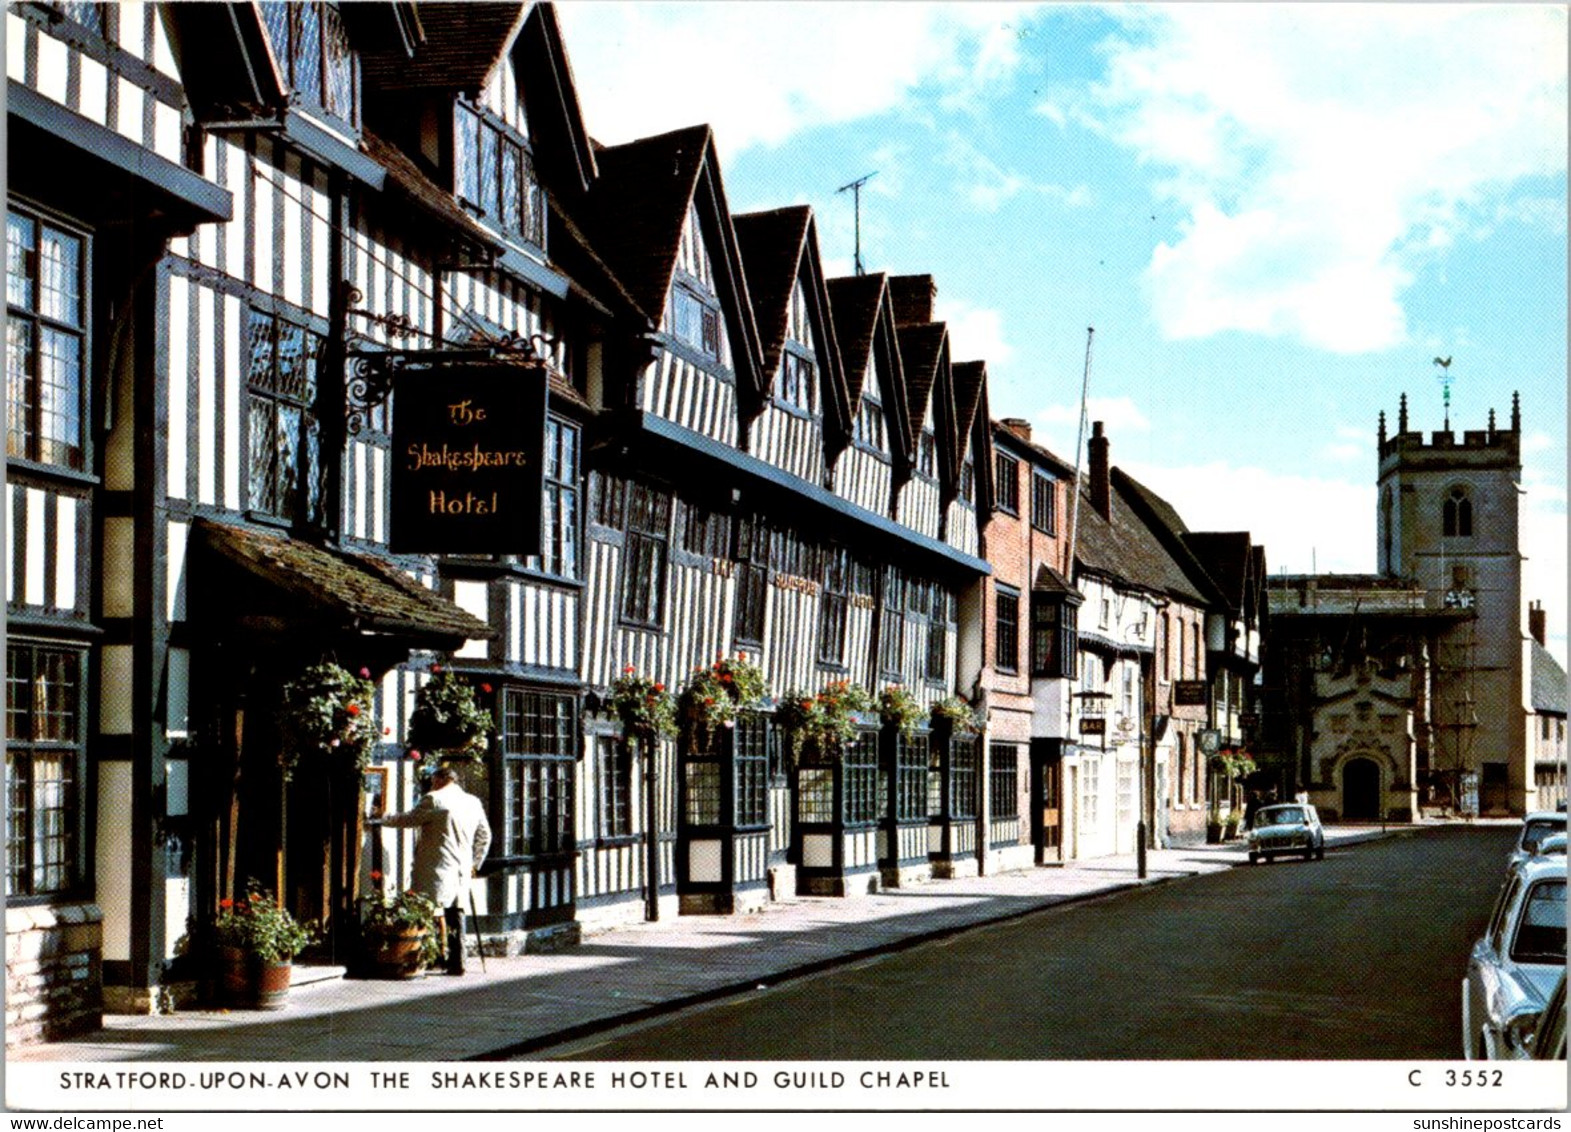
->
xmin=11 ymin=826 xmax=1394 ymax=1063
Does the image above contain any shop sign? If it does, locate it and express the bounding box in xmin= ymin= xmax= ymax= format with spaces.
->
xmin=1173 ymin=680 xmax=1208 ymax=706
xmin=1079 ymin=717 xmax=1106 ymax=736
xmin=390 ymin=365 xmax=547 ymax=554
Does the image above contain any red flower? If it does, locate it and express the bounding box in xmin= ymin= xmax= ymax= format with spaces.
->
xmin=624 ymin=665 xmax=636 ymax=674
xmin=720 ymin=673 xmax=733 ymax=683
xmin=431 ymin=664 xmax=443 ymax=675
xmin=653 ymin=683 xmax=665 ymax=692
xmin=359 ymin=667 xmax=371 ymax=678
xmin=370 ymin=871 xmax=383 ymax=883
xmin=408 ymin=748 xmax=422 ymax=760
xmin=481 ymin=683 xmax=493 ymax=694
xmin=219 ymin=898 xmax=233 ymax=909
xmin=383 ymin=727 xmax=392 ymax=736
xmin=704 ymin=697 xmax=715 ymax=706
xmin=345 ymin=703 xmax=361 ymax=717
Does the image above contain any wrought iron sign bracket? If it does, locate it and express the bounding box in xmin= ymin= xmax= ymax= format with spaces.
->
xmin=341 ymin=279 xmax=560 ymax=436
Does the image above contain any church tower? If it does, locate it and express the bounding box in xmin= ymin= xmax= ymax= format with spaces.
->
xmin=1376 ymin=392 xmax=1527 ymax=813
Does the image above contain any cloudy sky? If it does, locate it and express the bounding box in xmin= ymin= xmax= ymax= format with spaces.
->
xmin=554 ymin=1 xmax=1568 ymax=660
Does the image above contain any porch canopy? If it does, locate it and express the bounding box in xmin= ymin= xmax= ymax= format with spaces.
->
xmin=192 ymin=518 xmax=495 ymax=654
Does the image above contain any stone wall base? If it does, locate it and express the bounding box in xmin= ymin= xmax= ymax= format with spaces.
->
xmin=878 ymin=861 xmax=933 ymax=888
xmin=930 ymin=856 xmax=980 ymax=881
xmin=798 ymin=870 xmax=880 ymax=897
xmin=476 ymin=920 xmax=581 ymax=957
xmin=6 ymin=902 xmax=103 ymax=1046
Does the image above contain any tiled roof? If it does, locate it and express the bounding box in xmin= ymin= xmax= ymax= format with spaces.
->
xmin=545 ymin=194 xmax=644 ymax=320
xmin=1532 ymin=641 xmax=1568 ymax=715
xmin=1112 ymin=468 xmax=1226 ymax=607
xmin=898 ymin=323 xmax=946 ymax=437
xmin=1074 ymin=483 xmax=1211 ymax=607
xmin=951 ymin=361 xmax=987 ymax=461
xmin=1033 ymin=564 xmax=1078 ymax=595
xmin=734 ymin=206 xmax=810 ymax=379
xmin=992 ymin=421 xmax=1077 ymax=478
xmin=361 ymin=130 xmax=497 ymax=253
xmin=580 ymin=125 xmax=712 ymax=322
xmin=196 ymin=520 xmax=495 ymax=644
xmin=1183 ymin=531 xmax=1255 ymax=613
xmin=357 ymin=3 xmax=526 ymax=95
xmin=826 ymin=273 xmax=885 ymax=408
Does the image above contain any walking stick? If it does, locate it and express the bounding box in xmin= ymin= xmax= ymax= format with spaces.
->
xmin=467 ymin=884 xmax=486 ymax=973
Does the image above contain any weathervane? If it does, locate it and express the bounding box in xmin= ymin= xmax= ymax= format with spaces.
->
xmin=1433 ymin=354 xmax=1454 ymax=430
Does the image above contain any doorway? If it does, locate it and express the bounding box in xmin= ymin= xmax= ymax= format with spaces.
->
xmin=1343 ymin=757 xmax=1381 ymax=821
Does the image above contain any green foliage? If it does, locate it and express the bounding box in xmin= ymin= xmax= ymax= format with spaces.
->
xmin=930 ymin=694 xmax=982 ymax=736
xmin=776 ymin=680 xmax=875 ymax=760
xmin=610 ymin=667 xmax=677 ymax=741
xmin=278 ymin=661 xmax=378 ymax=779
xmin=679 ymin=656 xmax=769 ymax=752
xmin=408 ymin=666 xmax=494 ymax=760
xmin=359 ymin=875 xmax=443 ymax=966
xmin=1215 ymin=750 xmax=1258 ymax=780
xmin=877 ymin=684 xmax=926 ymax=737
xmin=213 ymin=882 xmax=314 ymax=964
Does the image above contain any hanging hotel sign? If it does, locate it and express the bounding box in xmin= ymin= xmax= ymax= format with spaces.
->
xmin=1173 ymin=680 xmax=1208 ymax=706
xmin=1078 ymin=717 xmax=1106 ymax=736
xmin=390 ymin=364 xmax=547 ymax=554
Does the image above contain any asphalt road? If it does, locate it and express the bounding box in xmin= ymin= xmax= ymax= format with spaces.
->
xmin=550 ymin=826 xmax=1516 ymax=1060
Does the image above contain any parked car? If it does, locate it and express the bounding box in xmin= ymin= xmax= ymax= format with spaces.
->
xmin=1462 ymin=856 xmax=1568 ymax=1059
xmin=1507 ymin=812 xmax=1566 ymax=871
xmin=1533 ymin=970 xmax=1566 ymax=1061
xmin=1246 ymin=803 xmax=1325 ymax=863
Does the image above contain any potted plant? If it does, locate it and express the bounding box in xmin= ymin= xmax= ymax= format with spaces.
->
xmin=277 ymin=661 xmax=378 ymax=779
xmin=409 ymin=665 xmax=493 ymax=770
xmin=930 ymin=694 xmax=982 ymax=737
xmin=357 ymin=873 xmax=443 ymax=978
xmin=776 ymin=680 xmax=874 ymax=763
xmin=877 ymin=684 xmax=926 ymax=738
xmin=678 ymin=655 xmax=768 ymax=753
xmin=211 ymin=882 xmax=314 ymax=1010
xmin=608 ymin=666 xmax=677 ymax=743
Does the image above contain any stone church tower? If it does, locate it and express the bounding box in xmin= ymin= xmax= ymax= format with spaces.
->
xmin=1376 ymin=393 xmax=1527 ymax=814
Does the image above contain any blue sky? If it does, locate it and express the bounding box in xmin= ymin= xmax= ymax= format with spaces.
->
xmin=555 ymin=2 xmax=1568 ymax=660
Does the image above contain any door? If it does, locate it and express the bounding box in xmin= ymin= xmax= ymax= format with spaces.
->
xmin=1343 ymin=757 xmax=1381 ymax=821
xmin=1030 ymin=739 xmax=1061 ymax=864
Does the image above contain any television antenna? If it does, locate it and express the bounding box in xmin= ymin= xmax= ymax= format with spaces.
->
xmin=1434 ymin=355 xmax=1455 ymax=430
xmin=836 ymin=171 xmax=877 ymax=275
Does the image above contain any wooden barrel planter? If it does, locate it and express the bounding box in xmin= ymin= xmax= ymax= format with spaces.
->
xmin=362 ymin=928 xmax=431 ymax=979
xmin=218 ymin=946 xmax=293 ymax=1010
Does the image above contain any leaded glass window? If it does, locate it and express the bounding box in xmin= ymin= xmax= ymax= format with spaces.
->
xmin=844 ymin=731 xmax=878 ymax=826
xmin=260 ymin=2 xmax=359 ymax=127
xmin=5 ymin=643 xmax=84 ymax=897
xmin=499 ymin=688 xmax=576 ymax=857
xmin=734 ymin=712 xmax=769 ymax=827
xmin=246 ymin=310 xmax=324 ymax=524
xmin=6 ymin=209 xmax=86 ymax=470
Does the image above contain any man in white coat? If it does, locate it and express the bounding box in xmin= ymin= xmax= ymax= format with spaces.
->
xmin=382 ymin=764 xmax=492 ymax=974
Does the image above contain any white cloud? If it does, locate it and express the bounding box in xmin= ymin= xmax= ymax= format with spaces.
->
xmin=554 ymin=2 xmax=1049 ymax=158
xmin=1075 ymin=5 xmax=1567 ymax=353
xmin=1034 ymin=396 xmax=1152 ymax=458
xmin=934 ymin=297 xmax=1013 ymax=367
xmin=1121 ymin=459 xmax=1374 ymax=576
xmin=941 ymin=132 xmax=1091 ymax=213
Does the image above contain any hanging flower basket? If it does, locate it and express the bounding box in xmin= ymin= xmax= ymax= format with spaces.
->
xmin=678 ymin=655 xmax=769 ymax=753
xmin=1215 ymin=750 xmax=1258 ymax=780
xmin=877 ymin=684 xmax=926 ymax=737
xmin=408 ymin=666 xmax=493 ymax=763
xmin=278 ymin=662 xmax=378 ymax=779
xmin=930 ymin=694 xmax=982 ymax=737
xmin=609 ymin=667 xmax=677 ymax=743
xmin=776 ymin=680 xmax=874 ymax=763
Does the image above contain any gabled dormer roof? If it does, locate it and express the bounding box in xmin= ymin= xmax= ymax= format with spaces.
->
xmin=1183 ymin=532 xmax=1261 ymax=622
xmin=898 ymin=323 xmax=947 ymax=444
xmin=357 ymin=2 xmax=526 ymax=95
xmin=516 ymin=2 xmax=598 ymax=198
xmin=1108 ymin=468 xmax=1227 ymax=609
xmin=162 ymin=3 xmax=289 ymax=121
xmin=1074 ymin=479 xmax=1213 ymax=608
xmin=950 ymin=362 xmax=987 ymax=480
xmin=581 ymin=125 xmax=767 ymax=412
xmin=734 ymin=206 xmax=849 ymax=451
xmin=827 ymin=272 xmax=912 ymax=471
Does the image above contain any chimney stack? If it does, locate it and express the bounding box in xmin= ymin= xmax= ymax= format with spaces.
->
xmin=1089 ymin=420 xmax=1111 ymax=519
xmin=888 ymin=274 xmax=937 ymax=327
xmin=1529 ymin=601 xmax=1547 ymax=647
xmin=1001 ymin=418 xmax=1032 ymax=443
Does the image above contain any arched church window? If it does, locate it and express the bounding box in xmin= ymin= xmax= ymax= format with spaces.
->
xmin=1442 ymin=486 xmax=1473 ymax=538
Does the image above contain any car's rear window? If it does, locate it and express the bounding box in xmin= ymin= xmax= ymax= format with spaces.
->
xmin=1522 ymin=818 xmax=1567 ymax=853
xmin=1511 ymin=879 xmax=1567 ymax=965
